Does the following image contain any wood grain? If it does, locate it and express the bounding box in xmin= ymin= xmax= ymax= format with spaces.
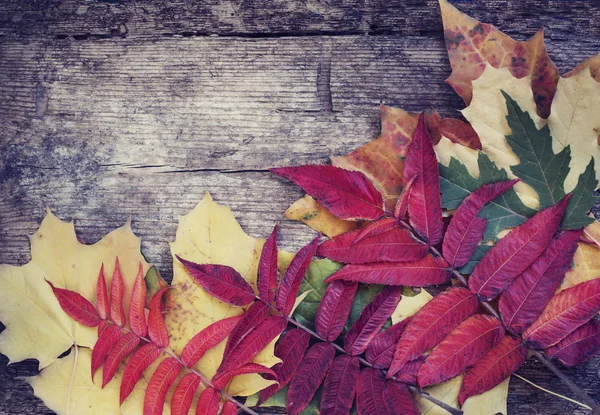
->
xmin=1 ymin=1 xmax=600 ymax=414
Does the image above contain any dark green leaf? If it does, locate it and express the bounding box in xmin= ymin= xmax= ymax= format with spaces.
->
xmin=457 ymin=245 xmax=492 ymax=274
xmin=562 ymin=159 xmax=599 ymax=229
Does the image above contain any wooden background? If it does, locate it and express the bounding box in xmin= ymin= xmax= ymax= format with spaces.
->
xmin=1 ymin=0 xmax=599 ymax=413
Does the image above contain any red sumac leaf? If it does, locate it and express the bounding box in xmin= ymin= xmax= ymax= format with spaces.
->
xmin=46 ymin=280 xmax=101 ymax=327
xmin=171 ymin=373 xmax=201 ymax=415
xmin=344 ymin=286 xmax=402 ymax=356
xmin=546 ymin=320 xmax=600 ymax=367
xmin=270 ymin=165 xmax=385 ymax=221
xmin=148 ymin=287 xmax=170 ymax=348
xmin=394 ymin=176 xmax=415 ymax=220
xmin=383 ymin=381 xmax=420 ymax=415
xmin=102 ymin=332 xmax=141 ymax=388
xmin=109 ymin=257 xmax=126 ymax=327
xmin=325 ymin=255 xmax=449 ymax=286
xmin=212 ymin=363 xmax=277 ymax=390
xmin=500 ymin=230 xmax=582 ymax=334
xmin=218 ymin=315 xmax=286 ymax=375
xmin=393 ymin=356 xmax=425 ymax=385
xmin=317 ymin=227 xmax=427 ymax=264
xmin=523 ymin=278 xmax=600 ymax=348
xmin=177 ymin=256 xmax=255 ymax=306
xmin=120 ymin=343 xmax=161 ymax=404
xmin=130 ymin=262 xmax=148 ymax=337
xmin=258 ymin=225 xmax=279 ymax=304
xmin=389 ymin=287 xmax=479 ymax=378
xmin=96 ymin=264 xmax=109 ymax=321
xmin=287 ymin=342 xmax=335 ymax=415
xmin=221 ymin=402 xmax=238 ymax=415
xmin=356 ymin=368 xmax=387 ymax=415
xmin=403 ymin=113 xmax=444 ymax=245
xmin=182 ymin=315 xmax=243 ymax=368
xmin=442 ymin=180 xmax=518 ymax=268
xmin=353 ymin=217 xmax=398 ymax=244
xmin=365 ymin=318 xmax=411 ymax=369
xmin=258 ymin=329 xmax=310 ymax=405
xmin=276 ymin=235 xmax=320 ymax=316
xmin=196 ymin=387 xmax=220 ymax=415
xmin=315 ymin=280 xmax=359 ymax=342
xmin=417 ymin=314 xmax=504 ymax=388
xmin=458 ymin=335 xmax=527 ymax=406
xmin=91 ymin=324 xmax=121 ymax=380
xmin=468 ymin=196 xmax=570 ymax=301
xmin=321 ymin=355 xmax=360 ymax=415
xmin=143 ymin=357 xmax=181 ymax=415
xmin=223 ymin=302 xmax=268 ymax=361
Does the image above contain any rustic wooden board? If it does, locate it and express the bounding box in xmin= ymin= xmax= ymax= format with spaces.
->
xmin=1 ymin=1 xmax=600 ymax=414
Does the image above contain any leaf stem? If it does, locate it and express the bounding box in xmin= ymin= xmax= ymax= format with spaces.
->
xmin=258 ymin=296 xmax=464 ymax=415
xmin=397 ymin=219 xmax=600 ymax=414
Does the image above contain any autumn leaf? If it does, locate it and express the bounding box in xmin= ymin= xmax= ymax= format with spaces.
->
xmin=0 ymin=209 xmax=149 ymax=370
xmin=439 ymin=0 xmax=558 ymax=118
xmin=284 ymin=195 xmax=360 ymax=238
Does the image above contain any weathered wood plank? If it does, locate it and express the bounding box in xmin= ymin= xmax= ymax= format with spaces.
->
xmin=1 ymin=0 xmax=599 ymax=41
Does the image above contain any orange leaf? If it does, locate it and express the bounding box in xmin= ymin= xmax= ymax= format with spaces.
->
xmin=439 ymin=0 xmax=558 ymax=118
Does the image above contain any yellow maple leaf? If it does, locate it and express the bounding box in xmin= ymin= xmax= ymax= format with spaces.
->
xmin=165 ymin=192 xmax=279 ymax=397
xmin=391 ymin=288 xmax=433 ymax=324
xmin=284 ymin=195 xmax=360 ymax=238
xmin=0 ymin=209 xmax=149 ymax=370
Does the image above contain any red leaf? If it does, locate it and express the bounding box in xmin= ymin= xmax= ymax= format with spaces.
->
xmin=353 ymin=217 xmax=398 ymax=244
xmin=110 ymin=257 xmax=126 ymax=327
xmin=439 ymin=118 xmax=482 ymax=150
xmin=365 ymin=318 xmax=411 ymax=369
xmin=523 ymin=278 xmax=600 ymax=348
xmin=130 ymin=262 xmax=148 ymax=337
xmin=217 ymin=315 xmax=287 ymax=375
xmin=383 ymin=381 xmax=420 ymax=415
xmin=458 ymin=335 xmax=527 ymax=406
xmin=46 ymin=280 xmax=101 ymax=327
xmin=258 ymin=226 xmax=279 ymax=304
xmin=344 ymin=286 xmax=402 ymax=355
xmin=120 ymin=343 xmax=161 ymax=404
xmin=91 ymin=324 xmax=121 ymax=380
xmin=389 ymin=287 xmax=479 ymax=378
xmin=500 ymin=230 xmax=582 ymax=334
xmin=171 ymin=373 xmax=201 ymax=415
xmin=221 ymin=402 xmax=238 ymax=415
xmin=546 ymin=320 xmax=600 ymax=367
xmin=442 ymin=180 xmax=518 ymax=268
xmin=182 ymin=315 xmax=243 ymax=368
xmin=417 ymin=314 xmax=504 ymax=388
xmin=394 ymin=176 xmax=415 ymax=220
xmin=287 ymin=342 xmax=335 ymax=415
xmin=96 ymin=264 xmax=109 ymax=321
xmin=212 ymin=363 xmax=277 ymax=390
xmin=148 ymin=287 xmax=170 ymax=348
xmin=403 ymin=113 xmax=444 ymax=245
xmin=276 ymin=235 xmax=320 ymax=316
xmin=270 ymin=165 xmax=385 ymax=221
xmin=317 ymin=227 xmax=428 ymax=264
xmin=315 ymin=281 xmax=359 ymax=342
xmin=325 ymin=255 xmax=449 ymax=286
xmin=321 ymin=355 xmax=360 ymax=415
xmin=195 ymin=387 xmax=220 ymax=415
xmin=102 ymin=332 xmax=141 ymax=388
xmin=177 ymin=257 xmax=255 ymax=306
xmin=393 ymin=356 xmax=425 ymax=385
xmin=258 ymin=329 xmax=311 ymax=405
xmin=468 ymin=196 xmax=570 ymax=301
xmin=143 ymin=357 xmax=181 ymax=415
xmin=223 ymin=302 xmax=268 ymax=361
xmin=356 ymin=368 xmax=387 ymax=415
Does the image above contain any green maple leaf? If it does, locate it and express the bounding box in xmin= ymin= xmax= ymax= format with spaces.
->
xmin=440 ymin=152 xmax=536 ymax=241
xmin=502 ymin=91 xmax=571 ymax=209
xmin=561 ymin=159 xmax=598 ymax=229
